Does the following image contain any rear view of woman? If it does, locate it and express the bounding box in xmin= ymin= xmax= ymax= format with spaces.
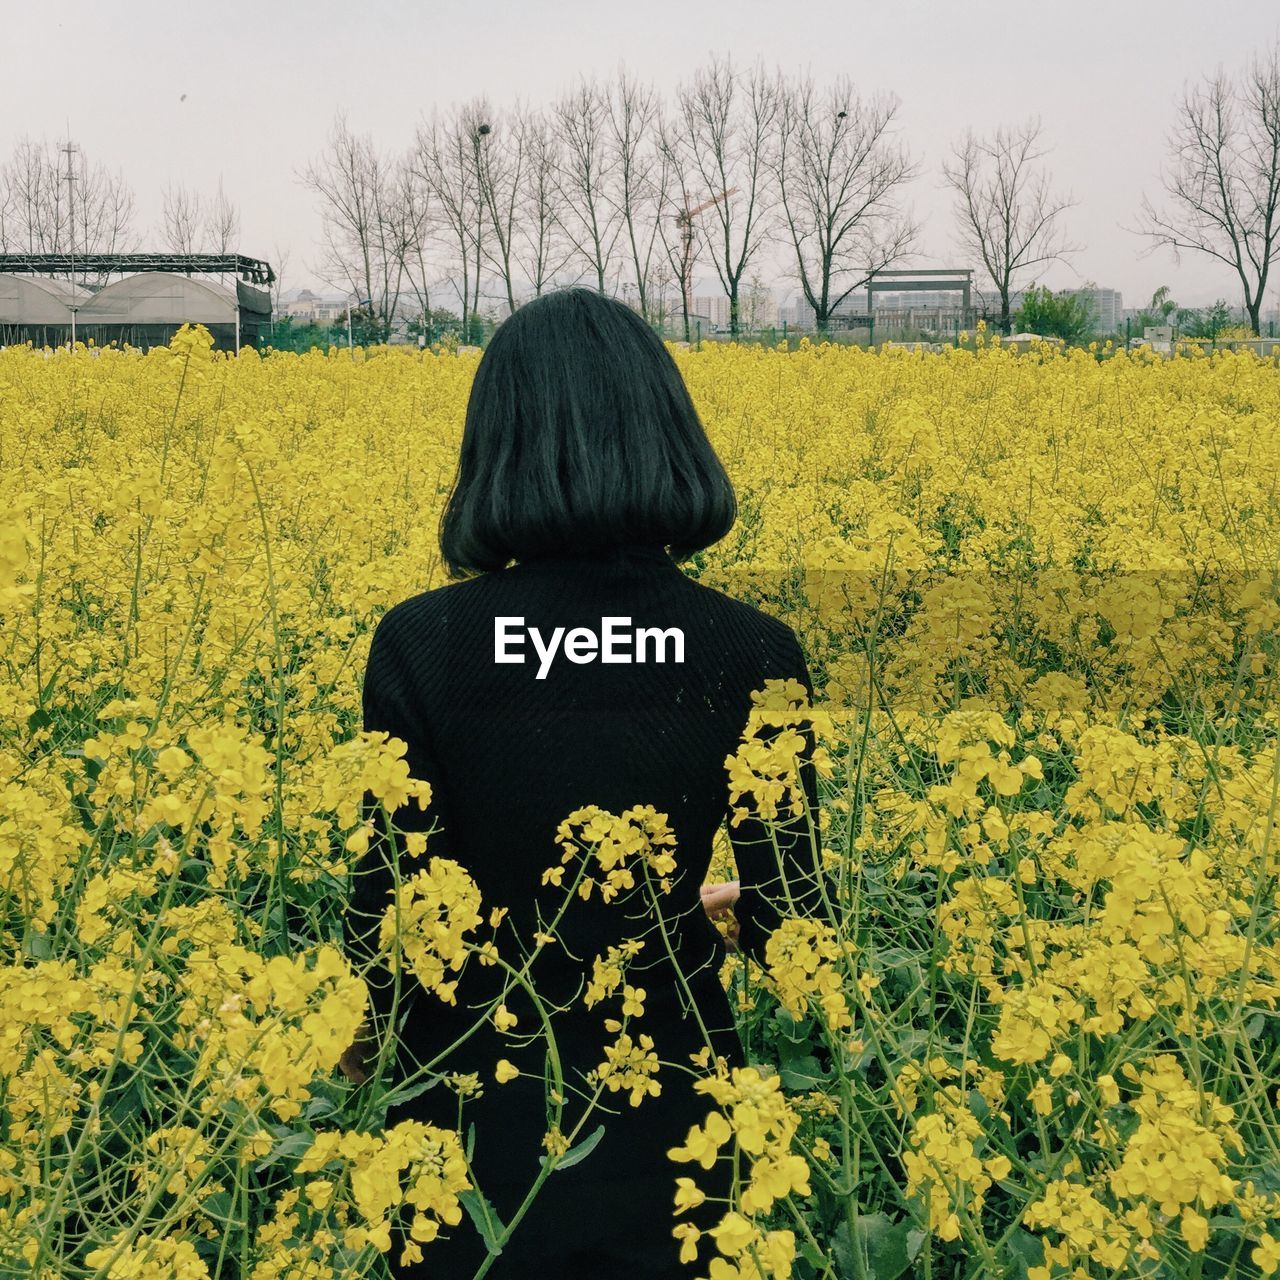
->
xmin=342 ymin=287 xmax=824 ymax=1278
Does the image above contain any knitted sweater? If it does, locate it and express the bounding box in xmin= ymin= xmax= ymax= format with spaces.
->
xmin=344 ymin=543 xmax=823 ymax=1279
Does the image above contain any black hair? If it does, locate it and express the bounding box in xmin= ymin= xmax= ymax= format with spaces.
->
xmin=438 ymin=286 xmax=737 ymax=577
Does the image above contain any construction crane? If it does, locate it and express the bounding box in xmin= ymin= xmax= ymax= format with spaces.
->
xmin=674 ymin=187 xmax=737 ymax=331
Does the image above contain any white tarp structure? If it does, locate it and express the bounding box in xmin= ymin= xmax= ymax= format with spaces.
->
xmin=78 ymin=272 xmax=241 ymax=325
xmin=1 ymin=268 xmax=272 ymax=350
xmin=0 ymin=275 xmax=91 ymax=324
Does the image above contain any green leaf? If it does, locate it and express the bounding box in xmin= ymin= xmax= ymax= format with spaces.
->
xmin=779 ymin=1057 xmax=828 ymax=1090
xmin=378 ymin=1075 xmax=440 ymax=1109
xmin=1003 ymin=1227 xmax=1044 ymax=1280
xmin=254 ymin=1130 xmax=314 ymax=1173
xmin=24 ymin=930 xmax=53 ymax=960
xmin=774 ymin=1010 xmax=813 ymax=1042
xmin=459 ymin=1188 xmax=505 ymax=1253
xmin=303 ymin=1094 xmax=337 ymax=1122
xmin=197 ymin=1190 xmax=233 ymax=1228
xmin=799 ymin=1237 xmax=829 ymax=1268
xmin=831 ymin=1213 xmax=912 ymax=1280
xmin=549 ymin=1124 xmax=606 ymax=1172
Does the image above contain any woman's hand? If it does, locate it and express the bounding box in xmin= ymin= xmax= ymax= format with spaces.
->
xmin=701 ymin=879 xmax=741 ymax=952
xmin=338 ymin=1019 xmax=377 ymax=1086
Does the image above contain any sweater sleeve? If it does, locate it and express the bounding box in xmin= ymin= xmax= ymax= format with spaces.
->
xmin=723 ymin=625 xmax=827 ymax=964
xmin=342 ymin=609 xmax=448 ymax=1043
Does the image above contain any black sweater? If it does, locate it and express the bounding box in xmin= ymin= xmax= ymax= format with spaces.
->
xmin=343 ymin=543 xmax=823 ymax=1279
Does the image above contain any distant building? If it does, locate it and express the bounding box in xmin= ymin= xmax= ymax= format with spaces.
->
xmin=76 ymin=272 xmax=271 ymax=349
xmin=276 ymin=290 xmax=363 ymax=325
xmin=1067 ymin=287 xmax=1123 ymax=332
xmin=783 ymin=288 xmax=968 ymax=335
xmin=692 ymin=294 xmax=731 ymax=330
xmin=0 ymin=275 xmax=91 ymax=346
xmin=741 ymin=290 xmax=778 ymax=329
xmin=283 ymin=288 xmax=323 ymax=322
xmin=690 ymin=291 xmax=778 ymax=332
xmin=781 ymin=293 xmax=869 ymax=331
xmin=777 ymin=300 xmax=805 ymax=328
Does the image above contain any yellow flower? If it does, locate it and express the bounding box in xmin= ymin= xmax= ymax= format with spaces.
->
xmin=669 ymin=1112 xmax=733 ymax=1169
xmin=708 ymin=1211 xmax=757 ymax=1257
xmin=672 ymin=1222 xmax=700 ymax=1263
xmin=674 ymin=1176 xmax=706 ymax=1213
xmin=1253 ymin=1232 xmax=1280 ymax=1275
xmin=1181 ymin=1207 xmax=1209 ymax=1252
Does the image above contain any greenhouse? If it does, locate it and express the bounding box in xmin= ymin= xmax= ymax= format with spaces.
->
xmin=0 ymin=275 xmax=92 ymax=347
xmin=74 ymin=272 xmax=271 ymax=351
xmin=0 ymin=255 xmax=274 ymax=351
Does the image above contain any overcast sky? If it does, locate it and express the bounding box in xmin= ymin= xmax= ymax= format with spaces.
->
xmin=9 ymin=1 xmax=1279 ymax=309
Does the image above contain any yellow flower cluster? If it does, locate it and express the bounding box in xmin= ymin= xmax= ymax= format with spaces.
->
xmin=294 ymin=1119 xmax=471 ymax=1269
xmin=901 ymin=1075 xmax=1011 ymax=1243
xmin=548 ymin=803 xmax=678 ymax=899
xmin=176 ymin=942 xmax=367 ymax=1123
xmin=591 ymin=1030 xmax=662 ymax=1107
xmin=724 ymin=679 xmax=834 ymax=828
xmin=583 ymin=940 xmax=646 ymax=1008
xmin=84 ymin=1234 xmax=212 ymax=1279
xmin=1019 ymin=1054 xmax=1248 ymax=1274
xmin=669 ymin=1066 xmax=810 ymax=1277
xmin=762 ymin=917 xmax=853 ymax=1031
xmin=379 ymin=855 xmax=485 ymax=1004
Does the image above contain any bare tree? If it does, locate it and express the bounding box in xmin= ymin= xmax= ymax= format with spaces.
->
xmin=773 ymin=70 xmax=921 ymax=335
xmin=474 ymin=101 xmax=529 ymax=318
xmin=269 ymin=241 xmax=291 ymax=314
xmin=552 ymin=74 xmax=625 ymax=292
xmin=672 ymin=54 xmax=780 ymax=338
xmin=0 ymin=138 xmax=136 ymax=276
xmin=606 ymin=65 xmax=666 ymax=319
xmin=367 ymin=158 xmax=413 ymax=339
xmin=647 ymin=258 xmax=677 ymax=333
xmin=0 ymin=176 xmax=12 ymax=251
xmin=2 ymin=140 xmax=64 ymax=254
xmin=204 ymin=178 xmax=240 ymax=254
xmin=741 ymin=269 xmax=773 ymax=333
xmin=654 ymin=109 xmax=707 ymax=342
xmin=299 ymin=112 xmax=408 ymax=340
xmin=518 ymin=107 xmax=574 ymax=297
xmin=84 ymin=167 xmax=135 ymax=259
xmin=391 ymin=158 xmax=436 ymax=330
xmin=414 ymin=102 xmax=487 ymax=337
xmin=941 ymin=116 xmax=1080 ymax=335
xmin=62 ymin=160 xmax=136 ymax=285
xmin=162 ymin=183 xmax=204 ymax=256
xmin=1129 ymin=40 xmax=1280 ymax=335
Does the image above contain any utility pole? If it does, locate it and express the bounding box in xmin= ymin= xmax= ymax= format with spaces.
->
xmin=62 ymin=140 xmax=79 ymax=348
xmin=347 ymin=294 xmax=371 ymax=354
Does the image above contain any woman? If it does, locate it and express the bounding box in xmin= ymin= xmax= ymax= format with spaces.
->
xmin=341 ymin=287 xmax=823 ymax=1278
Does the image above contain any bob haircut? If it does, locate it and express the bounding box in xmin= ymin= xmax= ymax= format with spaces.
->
xmin=438 ymin=286 xmax=737 ymax=577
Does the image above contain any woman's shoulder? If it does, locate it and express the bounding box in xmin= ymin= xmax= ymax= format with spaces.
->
xmin=680 ymin=575 xmax=807 ymax=673
xmin=368 ymin=574 xmax=486 ymax=655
